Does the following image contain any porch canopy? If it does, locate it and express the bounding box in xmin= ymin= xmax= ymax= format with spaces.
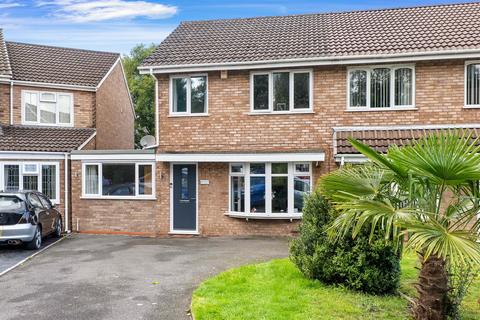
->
xmin=155 ymin=150 xmax=325 ymax=162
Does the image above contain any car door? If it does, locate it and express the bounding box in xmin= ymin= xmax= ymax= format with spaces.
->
xmin=38 ymin=194 xmax=56 ymax=233
xmin=27 ymin=193 xmax=50 ymax=236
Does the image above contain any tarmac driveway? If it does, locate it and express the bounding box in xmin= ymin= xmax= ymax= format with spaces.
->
xmin=0 ymin=234 xmax=289 ymax=320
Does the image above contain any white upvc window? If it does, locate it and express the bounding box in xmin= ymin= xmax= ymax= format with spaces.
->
xmin=229 ymin=162 xmax=312 ymax=218
xmin=169 ymin=74 xmax=208 ymax=116
xmin=22 ymin=90 xmax=74 ymax=126
xmin=250 ymin=69 xmax=313 ymax=113
xmin=347 ymin=65 xmax=415 ymax=110
xmin=465 ymin=61 xmax=480 ymax=108
xmin=0 ymin=162 xmax=60 ymax=203
xmin=82 ymin=162 xmax=155 ymax=199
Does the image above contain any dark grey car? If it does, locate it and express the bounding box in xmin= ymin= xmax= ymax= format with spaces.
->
xmin=0 ymin=191 xmax=62 ymax=250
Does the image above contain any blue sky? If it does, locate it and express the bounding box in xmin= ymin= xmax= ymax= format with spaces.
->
xmin=0 ymin=0 xmax=473 ymax=54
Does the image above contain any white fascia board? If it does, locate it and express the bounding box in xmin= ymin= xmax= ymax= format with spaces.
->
xmin=138 ymin=49 xmax=480 ymax=74
xmin=0 ymin=151 xmax=67 ymax=160
xmin=71 ymin=153 xmax=156 ymax=161
xmin=77 ymin=132 xmax=97 ymax=150
xmin=333 ymin=123 xmax=480 ymax=132
xmin=334 ymin=154 xmax=368 ymax=163
xmin=155 ymin=152 xmax=325 ymax=162
xmin=12 ymin=80 xmax=96 ymax=92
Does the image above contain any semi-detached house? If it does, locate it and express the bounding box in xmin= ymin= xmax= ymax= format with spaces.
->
xmin=0 ymin=30 xmax=134 ymax=232
xmin=71 ymin=2 xmax=480 ymax=237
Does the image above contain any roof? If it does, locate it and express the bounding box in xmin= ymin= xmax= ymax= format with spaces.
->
xmin=335 ymin=125 xmax=480 ymax=154
xmin=0 ymin=125 xmax=95 ymax=152
xmin=5 ymin=42 xmax=119 ymax=87
xmin=0 ymin=30 xmax=12 ymax=78
xmin=141 ymin=2 xmax=480 ymax=68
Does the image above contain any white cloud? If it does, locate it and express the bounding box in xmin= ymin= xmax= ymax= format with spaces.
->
xmin=39 ymin=0 xmax=177 ymax=22
xmin=0 ymin=1 xmax=23 ymax=9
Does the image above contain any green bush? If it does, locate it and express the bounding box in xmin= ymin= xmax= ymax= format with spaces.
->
xmin=290 ymin=191 xmax=401 ymax=295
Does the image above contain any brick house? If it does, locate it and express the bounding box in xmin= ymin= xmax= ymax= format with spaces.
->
xmin=71 ymin=2 xmax=480 ymax=236
xmin=0 ymin=29 xmax=134 ymax=231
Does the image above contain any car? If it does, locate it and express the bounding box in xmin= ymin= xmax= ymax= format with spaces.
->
xmin=0 ymin=191 xmax=62 ymax=250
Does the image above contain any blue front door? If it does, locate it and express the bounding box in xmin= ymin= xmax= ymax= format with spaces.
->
xmin=172 ymin=164 xmax=197 ymax=231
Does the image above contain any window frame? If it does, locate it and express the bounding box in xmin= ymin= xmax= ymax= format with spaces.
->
xmin=21 ymin=90 xmax=74 ymax=127
xmin=228 ymin=162 xmax=312 ymax=218
xmin=346 ymin=64 xmax=416 ymax=111
xmin=0 ymin=161 xmax=60 ymax=203
xmin=464 ymin=60 xmax=480 ymax=108
xmin=169 ymin=74 xmax=208 ymax=116
xmin=81 ymin=162 xmax=156 ymax=199
xmin=250 ymin=69 xmax=314 ymax=114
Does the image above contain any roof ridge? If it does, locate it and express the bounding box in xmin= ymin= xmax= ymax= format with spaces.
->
xmin=5 ymin=41 xmax=120 ymax=57
xmin=180 ymin=1 xmax=480 ymax=24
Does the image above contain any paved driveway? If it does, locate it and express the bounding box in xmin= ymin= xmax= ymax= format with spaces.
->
xmin=0 ymin=234 xmax=289 ymax=320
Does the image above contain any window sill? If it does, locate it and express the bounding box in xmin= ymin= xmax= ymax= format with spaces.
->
xmin=168 ymin=113 xmax=209 ymax=118
xmin=225 ymin=212 xmax=303 ymax=220
xmin=463 ymin=105 xmax=480 ymax=109
xmin=346 ymin=107 xmax=417 ymax=112
xmin=248 ymin=110 xmax=314 ymax=115
xmin=80 ymin=196 xmax=157 ymax=201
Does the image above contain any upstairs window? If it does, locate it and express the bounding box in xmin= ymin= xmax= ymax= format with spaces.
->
xmin=466 ymin=62 xmax=480 ymax=107
xmin=251 ymin=70 xmax=312 ymax=113
xmin=22 ymin=90 xmax=73 ymax=126
xmin=348 ymin=65 xmax=415 ymax=110
xmin=170 ymin=75 xmax=207 ymax=115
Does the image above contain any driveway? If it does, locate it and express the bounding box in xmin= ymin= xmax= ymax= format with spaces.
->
xmin=0 ymin=234 xmax=289 ymax=320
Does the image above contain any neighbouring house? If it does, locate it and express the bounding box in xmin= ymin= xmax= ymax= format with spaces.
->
xmin=0 ymin=29 xmax=134 ymax=231
xmin=71 ymin=2 xmax=480 ymax=237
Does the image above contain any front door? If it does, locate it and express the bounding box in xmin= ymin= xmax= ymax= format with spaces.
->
xmin=172 ymin=164 xmax=197 ymax=232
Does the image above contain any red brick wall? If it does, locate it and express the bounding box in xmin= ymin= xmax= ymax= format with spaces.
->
xmin=96 ymin=63 xmax=134 ymax=149
xmin=0 ymin=83 xmax=9 ymax=124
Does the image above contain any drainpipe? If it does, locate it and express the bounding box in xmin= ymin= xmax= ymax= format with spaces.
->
xmin=9 ymin=81 xmax=13 ymax=125
xmin=64 ymin=153 xmax=70 ymax=232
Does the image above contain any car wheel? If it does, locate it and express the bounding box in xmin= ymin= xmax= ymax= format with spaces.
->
xmin=53 ymin=218 xmax=62 ymax=238
xmin=25 ymin=225 xmax=42 ymax=250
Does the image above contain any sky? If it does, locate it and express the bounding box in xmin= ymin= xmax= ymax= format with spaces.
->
xmin=0 ymin=0 xmax=474 ymax=55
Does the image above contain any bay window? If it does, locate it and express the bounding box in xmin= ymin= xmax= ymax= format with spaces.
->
xmin=348 ymin=65 xmax=415 ymax=110
xmin=22 ymin=90 xmax=73 ymax=126
xmin=229 ymin=162 xmax=312 ymax=217
xmin=82 ymin=162 xmax=155 ymax=198
xmin=170 ymin=75 xmax=207 ymax=115
xmin=251 ymin=70 xmax=313 ymax=113
xmin=466 ymin=62 xmax=480 ymax=107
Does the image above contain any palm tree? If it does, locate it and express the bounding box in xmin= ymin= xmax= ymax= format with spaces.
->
xmin=319 ymin=130 xmax=480 ymax=320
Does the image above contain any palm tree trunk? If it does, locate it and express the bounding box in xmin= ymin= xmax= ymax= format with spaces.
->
xmin=412 ymin=254 xmax=449 ymax=320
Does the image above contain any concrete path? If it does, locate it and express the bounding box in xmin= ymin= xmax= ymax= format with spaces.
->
xmin=0 ymin=234 xmax=289 ymax=320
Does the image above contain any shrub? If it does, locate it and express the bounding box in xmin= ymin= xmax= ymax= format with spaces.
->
xmin=290 ymin=191 xmax=401 ymax=295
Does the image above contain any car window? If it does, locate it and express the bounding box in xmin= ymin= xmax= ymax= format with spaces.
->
xmin=27 ymin=193 xmax=44 ymax=209
xmin=38 ymin=195 xmax=52 ymax=209
xmin=0 ymin=196 xmax=26 ymax=212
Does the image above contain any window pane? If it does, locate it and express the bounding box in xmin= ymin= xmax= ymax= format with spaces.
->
xmin=295 ymin=163 xmax=310 ymax=173
xmin=28 ymin=194 xmax=43 ymax=208
xmin=250 ymin=176 xmax=265 ymax=213
xmin=42 ymin=165 xmax=56 ymax=200
xmin=370 ymin=68 xmax=391 ymax=108
xmin=394 ymin=68 xmax=412 ymax=106
xmin=349 ymin=70 xmax=367 ymax=107
xmin=231 ymin=164 xmax=243 ymax=173
xmin=293 ymin=73 xmax=310 ymax=109
xmin=273 ymin=72 xmax=289 ymax=111
xmin=25 ymin=93 xmax=38 ymax=122
xmin=250 ymin=163 xmax=265 ymax=174
xmin=138 ymin=165 xmax=153 ymax=195
xmin=253 ymin=74 xmax=269 ymax=110
xmin=23 ymin=175 xmax=38 ymax=191
xmin=272 ymin=163 xmax=288 ymax=174
xmin=230 ymin=176 xmax=245 ymax=212
xmin=467 ymin=64 xmax=480 ymax=105
xmin=38 ymin=195 xmax=51 ymax=209
xmin=4 ymin=165 xmax=19 ymax=191
xmin=191 ymin=76 xmax=206 ymax=113
xmin=39 ymin=101 xmax=56 ymax=124
xmin=294 ymin=176 xmax=311 ymax=213
xmin=40 ymin=92 xmax=55 ymax=102
xmin=85 ymin=165 xmax=99 ymax=195
xmin=173 ymin=78 xmax=187 ymax=113
xmin=58 ymin=95 xmax=72 ymax=124
xmin=272 ymin=176 xmax=288 ymax=213
xmin=181 ymin=167 xmax=189 ymax=200
xmin=102 ymin=164 xmax=135 ymax=196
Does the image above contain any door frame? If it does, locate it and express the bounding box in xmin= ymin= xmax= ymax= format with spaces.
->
xmin=169 ymin=162 xmax=199 ymax=235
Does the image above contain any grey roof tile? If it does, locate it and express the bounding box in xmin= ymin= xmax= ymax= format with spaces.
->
xmin=0 ymin=29 xmax=12 ymax=78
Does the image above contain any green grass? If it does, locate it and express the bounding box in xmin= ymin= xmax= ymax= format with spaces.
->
xmin=191 ymin=252 xmax=480 ymax=320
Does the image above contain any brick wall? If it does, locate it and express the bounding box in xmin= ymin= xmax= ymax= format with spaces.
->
xmin=95 ymin=63 xmax=134 ymax=149
xmin=0 ymin=83 xmax=9 ymax=124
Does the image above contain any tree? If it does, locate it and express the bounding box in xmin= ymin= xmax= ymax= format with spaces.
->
xmin=122 ymin=44 xmax=156 ymax=148
xmin=319 ymin=131 xmax=480 ymax=320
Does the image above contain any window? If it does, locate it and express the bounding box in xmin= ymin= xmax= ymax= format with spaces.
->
xmin=1 ymin=162 xmax=60 ymax=203
xmin=251 ymin=70 xmax=312 ymax=113
xmin=82 ymin=162 xmax=155 ymax=198
xmin=466 ymin=62 xmax=480 ymax=107
xmin=229 ymin=162 xmax=312 ymax=216
xmin=348 ymin=65 xmax=415 ymax=110
xmin=170 ymin=75 xmax=207 ymax=115
xmin=22 ymin=90 xmax=73 ymax=126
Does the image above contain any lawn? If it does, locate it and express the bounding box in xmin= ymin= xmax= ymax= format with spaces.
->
xmin=191 ymin=252 xmax=480 ymax=320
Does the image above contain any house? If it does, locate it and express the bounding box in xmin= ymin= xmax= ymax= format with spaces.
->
xmin=0 ymin=29 xmax=134 ymax=231
xmin=70 ymin=2 xmax=480 ymax=237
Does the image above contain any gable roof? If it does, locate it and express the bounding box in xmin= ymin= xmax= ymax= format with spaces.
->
xmin=5 ymin=42 xmax=119 ymax=87
xmin=0 ymin=125 xmax=96 ymax=152
xmin=0 ymin=30 xmax=12 ymax=78
xmin=141 ymin=2 xmax=480 ymax=69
